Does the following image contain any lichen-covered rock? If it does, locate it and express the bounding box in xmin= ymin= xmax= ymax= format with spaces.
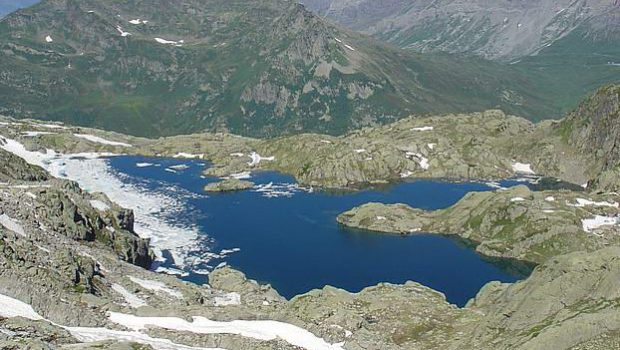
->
xmin=338 ymin=186 xmax=620 ymax=264
xmin=204 ymin=178 xmax=255 ymax=193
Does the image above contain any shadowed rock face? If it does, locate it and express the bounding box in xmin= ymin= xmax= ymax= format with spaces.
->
xmin=564 ymin=85 xmax=620 ymax=170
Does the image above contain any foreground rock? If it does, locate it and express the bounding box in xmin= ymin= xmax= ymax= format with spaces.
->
xmin=0 ymin=137 xmax=619 ymax=349
xmin=338 ymin=185 xmax=620 ymax=264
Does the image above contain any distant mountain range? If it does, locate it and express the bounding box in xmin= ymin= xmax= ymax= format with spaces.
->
xmin=0 ymin=0 xmax=617 ymax=138
xmin=301 ymin=0 xmax=619 ymax=61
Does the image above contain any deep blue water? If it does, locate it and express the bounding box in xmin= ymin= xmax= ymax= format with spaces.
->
xmin=107 ymin=156 xmax=531 ymax=306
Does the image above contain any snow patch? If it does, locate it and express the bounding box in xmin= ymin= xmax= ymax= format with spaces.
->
xmin=0 ymin=214 xmax=26 ymax=237
xmin=155 ymin=38 xmax=184 ymax=46
xmin=582 ymin=215 xmax=619 ymax=233
xmin=214 ymin=292 xmax=241 ymax=306
xmin=45 ymin=35 xmax=53 ymax=43
xmin=228 ymin=171 xmax=251 ymax=180
xmin=23 ymin=131 xmax=54 ymax=137
xmin=173 ymin=153 xmax=203 ymax=159
xmin=108 ymin=312 xmax=346 ymax=350
xmin=411 ymin=126 xmax=433 ymax=132
xmin=90 ymin=200 xmax=110 ymax=211
xmin=406 ymin=152 xmax=429 ymax=170
xmin=128 ymin=276 xmax=183 ymax=299
xmin=248 ymin=152 xmax=275 ymax=167
xmin=129 ymin=19 xmax=149 ymax=24
xmin=400 ymin=171 xmax=413 ymax=178
xmin=74 ymin=134 xmax=132 ymax=147
xmin=116 ymin=26 xmax=131 ymax=37
xmin=136 ymin=162 xmax=154 ymax=168
xmin=0 ymin=293 xmax=223 ymax=350
xmin=512 ymin=162 xmax=535 ymax=175
xmin=0 ymin=294 xmax=43 ymax=320
xmin=569 ymin=198 xmax=619 ymax=208
xmin=111 ymin=284 xmax=148 ymax=308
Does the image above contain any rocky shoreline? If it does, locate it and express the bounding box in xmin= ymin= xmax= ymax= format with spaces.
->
xmin=0 ymin=85 xmax=619 ymax=349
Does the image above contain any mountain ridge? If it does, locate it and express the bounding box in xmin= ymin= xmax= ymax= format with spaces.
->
xmin=0 ymin=0 xmax=585 ymax=138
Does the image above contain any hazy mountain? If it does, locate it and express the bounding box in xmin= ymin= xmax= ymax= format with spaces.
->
xmin=0 ymin=0 xmax=569 ymax=137
xmin=301 ymin=0 xmax=619 ymax=61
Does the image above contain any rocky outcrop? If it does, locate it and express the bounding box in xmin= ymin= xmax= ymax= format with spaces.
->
xmin=204 ymin=178 xmax=255 ymax=193
xmin=338 ymin=185 xmax=620 ymax=264
xmin=560 ymin=85 xmax=620 ymax=190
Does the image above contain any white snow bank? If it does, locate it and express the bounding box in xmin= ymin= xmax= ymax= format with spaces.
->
xmin=23 ymin=131 xmax=54 ymax=137
xmin=247 ymin=152 xmax=275 ymax=167
xmin=582 ymin=215 xmax=619 ymax=233
xmin=90 ymin=200 xmax=110 ymax=211
xmin=45 ymin=35 xmax=53 ymax=43
xmin=35 ymin=123 xmax=67 ymax=129
xmin=74 ymin=134 xmax=132 ymax=147
xmin=155 ymin=38 xmax=184 ymax=46
xmin=116 ymin=26 xmax=131 ymax=37
xmin=427 ymin=143 xmax=436 ymax=150
xmin=108 ymin=312 xmax=346 ymax=350
xmin=214 ymin=292 xmax=241 ymax=306
xmin=0 ymin=136 xmax=57 ymax=167
xmin=0 ymin=293 xmax=223 ymax=350
xmin=406 ymin=152 xmax=429 ymax=170
xmin=128 ymin=276 xmax=183 ymax=299
xmin=510 ymin=197 xmax=526 ymax=202
xmin=129 ymin=19 xmax=149 ymax=24
xmin=545 ymin=196 xmax=555 ymax=202
xmin=400 ymin=170 xmax=413 ymax=178
xmin=0 ymin=214 xmax=26 ymax=237
xmin=112 ymin=284 xmax=147 ymax=308
xmin=0 ymin=294 xmax=43 ymax=320
xmin=229 ymin=171 xmax=251 ymax=180
xmin=70 ymin=327 xmax=226 ymax=350
xmin=173 ymin=152 xmax=203 ymax=159
xmin=569 ymin=198 xmax=619 ymax=208
xmin=512 ymin=162 xmax=535 ymax=175
xmin=343 ymin=44 xmax=355 ymax=51
xmin=136 ymin=162 xmax=154 ymax=168
xmin=411 ymin=126 xmax=433 ymax=132
xmin=354 ymin=149 xmax=366 ymax=154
